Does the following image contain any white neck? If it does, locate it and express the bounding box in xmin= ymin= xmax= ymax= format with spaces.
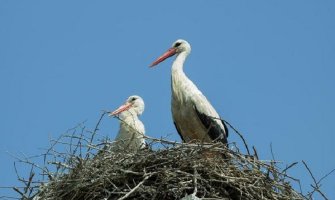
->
xmin=119 ymin=109 xmax=139 ymax=120
xmin=171 ymin=51 xmax=197 ymax=102
xmin=172 ymin=51 xmax=188 ymax=73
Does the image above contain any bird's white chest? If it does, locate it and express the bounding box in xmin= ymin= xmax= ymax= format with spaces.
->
xmin=171 ymin=77 xmax=212 ymax=143
xmin=113 ymin=114 xmax=145 ymax=151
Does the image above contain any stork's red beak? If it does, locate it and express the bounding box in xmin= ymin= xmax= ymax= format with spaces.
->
xmin=109 ymin=102 xmax=132 ymax=116
xmin=149 ymin=47 xmax=177 ymax=67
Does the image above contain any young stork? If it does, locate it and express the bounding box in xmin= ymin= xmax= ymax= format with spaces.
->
xmin=109 ymin=95 xmax=146 ymax=151
xmin=150 ymin=39 xmax=228 ymax=144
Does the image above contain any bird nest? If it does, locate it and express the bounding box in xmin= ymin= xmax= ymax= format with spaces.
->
xmin=12 ymin=116 xmax=330 ymax=200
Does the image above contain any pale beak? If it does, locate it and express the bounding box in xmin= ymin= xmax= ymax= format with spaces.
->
xmin=149 ymin=47 xmax=177 ymax=67
xmin=109 ymin=102 xmax=132 ymax=116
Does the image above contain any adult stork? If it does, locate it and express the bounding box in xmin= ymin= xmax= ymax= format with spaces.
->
xmin=150 ymin=39 xmax=228 ymax=144
xmin=109 ymin=95 xmax=146 ymax=151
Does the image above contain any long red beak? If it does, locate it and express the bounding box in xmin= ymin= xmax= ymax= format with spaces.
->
xmin=109 ymin=102 xmax=132 ymax=116
xmin=149 ymin=47 xmax=177 ymax=67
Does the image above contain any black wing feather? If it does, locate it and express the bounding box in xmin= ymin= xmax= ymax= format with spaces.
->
xmin=194 ymin=105 xmax=228 ymax=144
xmin=221 ymin=119 xmax=229 ymax=138
xmin=173 ymin=121 xmax=185 ymax=142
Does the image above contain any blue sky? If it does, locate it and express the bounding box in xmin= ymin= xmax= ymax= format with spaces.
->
xmin=1 ymin=1 xmax=334 ymax=199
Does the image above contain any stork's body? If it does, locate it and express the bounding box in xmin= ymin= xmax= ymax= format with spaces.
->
xmin=109 ymin=95 xmax=145 ymax=151
xmin=150 ymin=39 xmax=228 ymax=143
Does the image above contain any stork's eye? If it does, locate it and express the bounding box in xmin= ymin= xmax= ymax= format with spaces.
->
xmin=174 ymin=42 xmax=182 ymax=47
xmin=130 ymin=97 xmax=137 ymax=102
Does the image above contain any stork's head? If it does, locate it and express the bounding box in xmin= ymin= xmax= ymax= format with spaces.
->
xmin=109 ymin=95 xmax=145 ymax=117
xmin=150 ymin=39 xmax=191 ymax=67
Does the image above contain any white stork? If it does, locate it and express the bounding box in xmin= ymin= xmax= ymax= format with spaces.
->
xmin=109 ymin=95 xmax=146 ymax=151
xmin=150 ymin=39 xmax=228 ymax=144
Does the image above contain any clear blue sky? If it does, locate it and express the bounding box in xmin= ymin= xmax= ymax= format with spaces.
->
xmin=1 ymin=1 xmax=334 ymax=199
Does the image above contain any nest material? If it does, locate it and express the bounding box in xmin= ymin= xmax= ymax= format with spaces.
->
xmin=31 ymin=137 xmax=305 ymax=200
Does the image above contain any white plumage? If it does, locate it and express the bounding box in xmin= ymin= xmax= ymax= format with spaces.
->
xmin=109 ymin=95 xmax=145 ymax=151
xmin=150 ymin=39 xmax=228 ymax=144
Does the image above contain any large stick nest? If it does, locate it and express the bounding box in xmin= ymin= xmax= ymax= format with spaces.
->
xmin=35 ymin=142 xmax=304 ymax=200
xmin=13 ymin=115 xmax=329 ymax=200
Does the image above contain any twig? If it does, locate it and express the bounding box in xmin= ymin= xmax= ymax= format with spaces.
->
xmin=118 ymin=173 xmax=154 ymax=200
xmin=270 ymin=143 xmax=276 ymax=161
xmin=221 ymin=118 xmax=251 ymax=155
xmin=252 ymin=146 xmax=259 ymax=160
xmin=311 ymin=185 xmax=329 ymax=200
xmin=12 ymin=187 xmax=27 ymax=199
xmin=86 ymin=111 xmax=108 ymax=158
xmin=24 ymin=165 xmax=35 ymax=195
xmin=302 ymin=160 xmax=317 ymax=187
xmin=192 ymin=167 xmax=198 ymax=196
xmin=282 ymin=162 xmax=298 ymax=174
xmin=318 ymin=168 xmax=335 ymax=185
xmin=302 ymin=160 xmax=333 ymax=200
